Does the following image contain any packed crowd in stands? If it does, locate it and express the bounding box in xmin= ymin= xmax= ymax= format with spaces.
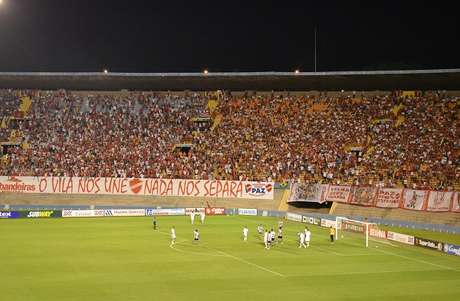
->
xmin=0 ymin=89 xmax=459 ymax=190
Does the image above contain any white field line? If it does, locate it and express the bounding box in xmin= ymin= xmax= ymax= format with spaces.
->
xmin=216 ymin=249 xmax=286 ymax=277
xmin=369 ymin=237 xmax=396 ymax=246
xmin=374 ymin=247 xmax=459 ymax=272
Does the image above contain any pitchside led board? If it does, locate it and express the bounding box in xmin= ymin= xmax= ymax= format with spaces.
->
xmin=0 ymin=210 xmax=62 ymax=218
xmin=0 ymin=176 xmax=274 ymax=200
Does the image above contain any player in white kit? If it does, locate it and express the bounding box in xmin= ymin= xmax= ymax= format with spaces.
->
xmin=257 ymin=224 xmax=264 ymax=235
xmin=200 ymin=212 xmax=205 ymax=224
xmin=304 ymin=227 xmax=311 ymax=247
xmin=243 ymin=226 xmax=249 ymax=241
xmin=263 ymin=230 xmax=270 ymax=249
xmin=270 ymin=229 xmax=276 ymax=245
xmin=190 ymin=212 xmax=195 ymax=224
xmin=298 ymin=232 xmax=307 ymax=248
xmin=193 ymin=229 xmax=200 ymax=243
xmin=170 ymin=226 xmax=176 ymax=247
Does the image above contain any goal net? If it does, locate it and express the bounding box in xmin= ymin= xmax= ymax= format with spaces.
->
xmin=335 ymin=217 xmax=379 ymax=247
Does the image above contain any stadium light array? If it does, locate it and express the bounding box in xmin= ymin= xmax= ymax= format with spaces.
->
xmin=295 ymin=69 xmax=300 ymax=74
xmin=103 ymin=69 xmax=108 ymax=74
xmin=203 ymin=69 xmax=209 ymax=74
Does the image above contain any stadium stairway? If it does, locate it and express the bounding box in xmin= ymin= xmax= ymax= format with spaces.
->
xmin=277 ymin=189 xmax=290 ymax=211
xmin=333 ymin=203 xmax=460 ymax=227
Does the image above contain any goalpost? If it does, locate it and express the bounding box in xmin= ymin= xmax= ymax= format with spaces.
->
xmin=335 ymin=216 xmax=378 ymax=248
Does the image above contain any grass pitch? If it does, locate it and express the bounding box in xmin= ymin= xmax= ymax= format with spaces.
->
xmin=1 ymin=215 xmax=460 ymax=301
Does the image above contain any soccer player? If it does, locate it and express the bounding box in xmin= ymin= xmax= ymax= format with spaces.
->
xmin=193 ymin=229 xmax=200 ymax=243
xmin=257 ymin=224 xmax=264 ymax=234
xmin=152 ymin=217 xmax=157 ymax=230
xmin=270 ymin=228 xmax=276 ymax=245
xmin=278 ymin=220 xmax=284 ymax=230
xmin=200 ymin=212 xmax=205 ymax=224
xmin=277 ymin=227 xmax=283 ymax=244
xmin=170 ymin=226 xmax=176 ymax=247
xmin=305 ymin=227 xmax=311 ymax=247
xmin=263 ymin=229 xmax=270 ymax=249
xmin=329 ymin=226 xmax=335 ymax=243
xmin=190 ymin=212 xmax=195 ymax=224
xmin=298 ymin=231 xmax=307 ymax=248
xmin=243 ymin=226 xmax=249 ymax=241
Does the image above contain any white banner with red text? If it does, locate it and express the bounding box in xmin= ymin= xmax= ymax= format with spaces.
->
xmin=375 ymin=188 xmax=403 ymax=208
xmin=325 ymin=185 xmax=351 ymax=203
xmin=0 ymin=176 xmax=274 ymax=199
xmin=401 ymin=189 xmax=428 ymax=211
xmin=288 ymin=183 xmax=328 ymax=203
xmin=453 ymin=193 xmax=460 ymax=213
xmin=349 ymin=186 xmax=378 ymax=206
xmin=426 ymin=191 xmax=454 ymax=212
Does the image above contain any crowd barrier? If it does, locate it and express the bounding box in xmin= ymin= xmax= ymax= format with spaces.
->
xmin=1 ymin=207 xmax=459 ymax=257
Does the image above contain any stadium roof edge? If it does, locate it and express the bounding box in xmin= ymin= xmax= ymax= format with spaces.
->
xmin=1 ymin=69 xmax=459 ymax=91
xmin=1 ymin=68 xmax=460 ymax=77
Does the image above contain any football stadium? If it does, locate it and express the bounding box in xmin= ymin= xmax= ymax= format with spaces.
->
xmin=1 ymin=1 xmax=460 ymax=301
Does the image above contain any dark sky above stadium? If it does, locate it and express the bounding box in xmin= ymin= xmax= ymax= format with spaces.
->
xmin=0 ymin=0 xmax=458 ymax=72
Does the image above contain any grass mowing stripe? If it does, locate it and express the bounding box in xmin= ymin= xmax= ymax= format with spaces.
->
xmin=215 ymin=249 xmax=286 ymax=277
xmin=374 ymin=246 xmax=460 ymax=272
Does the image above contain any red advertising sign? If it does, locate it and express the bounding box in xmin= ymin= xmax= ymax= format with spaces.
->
xmin=205 ymin=207 xmax=225 ymax=215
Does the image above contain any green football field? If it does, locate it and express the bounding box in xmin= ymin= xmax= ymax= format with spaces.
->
xmin=1 ymin=215 xmax=460 ymax=301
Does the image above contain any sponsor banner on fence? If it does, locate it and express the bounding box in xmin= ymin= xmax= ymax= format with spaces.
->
xmin=0 ymin=176 xmax=274 ymax=200
xmin=146 ymin=208 xmax=185 ymax=216
xmin=375 ymin=188 xmax=403 ymax=208
xmin=62 ymin=209 xmax=105 ymax=218
xmin=426 ymin=191 xmax=454 ymax=212
xmin=205 ymin=207 xmax=225 ymax=215
xmin=104 ymin=209 xmax=145 ymax=217
xmin=320 ymin=218 xmax=338 ymax=229
xmin=402 ymin=189 xmax=428 ymax=211
xmin=185 ymin=208 xmax=205 ymax=215
xmin=387 ymin=231 xmax=415 ymax=245
xmin=237 ymin=208 xmax=258 ymax=216
xmin=0 ymin=211 xmax=21 ymax=218
xmin=325 ymin=185 xmax=351 ymax=203
xmin=443 ymin=243 xmax=460 ymax=256
xmin=342 ymin=220 xmax=365 ymax=233
xmin=24 ymin=210 xmax=62 ymax=218
xmin=349 ymin=186 xmax=378 ymax=206
xmin=414 ymin=237 xmax=443 ymax=251
xmin=286 ymin=212 xmax=302 ymax=222
xmin=288 ymin=183 xmax=328 ymax=203
xmin=451 ymin=192 xmax=460 ymax=213
xmin=369 ymin=227 xmax=387 ymax=239
xmin=302 ymin=215 xmax=321 ymax=225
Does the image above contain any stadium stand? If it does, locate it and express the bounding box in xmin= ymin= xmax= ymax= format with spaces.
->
xmin=0 ymin=90 xmax=459 ymax=191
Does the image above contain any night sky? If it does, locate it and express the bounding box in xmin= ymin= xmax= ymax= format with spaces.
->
xmin=0 ymin=0 xmax=458 ymax=72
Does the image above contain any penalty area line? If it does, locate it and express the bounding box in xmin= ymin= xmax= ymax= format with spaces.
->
xmin=216 ymin=249 xmax=286 ymax=277
xmin=374 ymin=247 xmax=459 ymax=272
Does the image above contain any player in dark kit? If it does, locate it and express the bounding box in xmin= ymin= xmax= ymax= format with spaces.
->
xmin=152 ymin=217 xmax=157 ymax=230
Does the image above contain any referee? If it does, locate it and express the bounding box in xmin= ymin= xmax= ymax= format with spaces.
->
xmin=329 ymin=226 xmax=335 ymax=243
